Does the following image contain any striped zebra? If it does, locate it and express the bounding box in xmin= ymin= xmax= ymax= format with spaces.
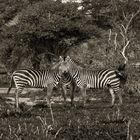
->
xmin=58 ymin=56 xmax=127 ymax=106
xmin=58 ymin=71 xmax=76 ymax=106
xmin=7 ymin=58 xmax=76 ymax=111
xmin=7 ymin=68 xmax=63 ymax=111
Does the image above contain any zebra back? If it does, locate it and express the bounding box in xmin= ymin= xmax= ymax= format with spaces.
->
xmin=62 ymin=56 xmax=125 ymax=90
xmin=11 ymin=68 xmax=62 ymax=89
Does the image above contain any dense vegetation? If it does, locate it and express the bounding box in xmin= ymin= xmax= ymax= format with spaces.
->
xmin=0 ymin=0 xmax=140 ymax=68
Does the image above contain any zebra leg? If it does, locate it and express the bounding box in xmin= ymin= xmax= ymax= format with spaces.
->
xmin=15 ymin=89 xmax=22 ymax=112
xmin=15 ymin=89 xmax=19 ymax=112
xmin=62 ymin=85 xmax=67 ymax=105
xmin=70 ymin=82 xmax=76 ymax=106
xmin=80 ymin=87 xmax=87 ymax=107
xmin=46 ymin=85 xmax=53 ymax=105
xmin=117 ymin=90 xmax=123 ymax=105
xmin=109 ymin=87 xmax=115 ymax=106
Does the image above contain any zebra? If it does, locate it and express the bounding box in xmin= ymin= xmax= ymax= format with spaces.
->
xmin=58 ymin=56 xmax=127 ymax=106
xmin=58 ymin=71 xmax=76 ymax=106
xmin=7 ymin=57 xmax=76 ymax=111
xmin=7 ymin=68 xmax=63 ymax=111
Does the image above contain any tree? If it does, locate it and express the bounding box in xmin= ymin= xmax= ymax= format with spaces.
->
xmin=0 ymin=0 xmax=98 ymax=71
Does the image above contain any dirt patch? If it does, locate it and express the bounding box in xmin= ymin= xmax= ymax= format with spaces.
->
xmin=6 ymin=96 xmax=100 ymax=106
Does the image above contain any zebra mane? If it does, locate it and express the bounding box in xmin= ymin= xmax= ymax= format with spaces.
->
xmin=72 ymin=59 xmax=86 ymax=68
xmin=67 ymin=56 xmax=86 ymax=69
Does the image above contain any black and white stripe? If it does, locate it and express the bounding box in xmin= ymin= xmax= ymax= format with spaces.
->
xmin=7 ymin=68 xmax=63 ymax=111
xmin=59 ymin=71 xmax=76 ymax=105
xmin=59 ymin=56 xmax=126 ymax=106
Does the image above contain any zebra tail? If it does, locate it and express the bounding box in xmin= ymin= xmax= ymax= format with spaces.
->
xmin=116 ymin=64 xmax=127 ymax=84
xmin=117 ymin=63 xmax=126 ymax=71
xmin=7 ymin=75 xmax=14 ymax=95
xmin=116 ymin=72 xmax=127 ymax=84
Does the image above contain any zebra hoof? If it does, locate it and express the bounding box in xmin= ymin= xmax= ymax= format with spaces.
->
xmin=70 ymin=103 xmax=76 ymax=108
xmin=63 ymin=103 xmax=67 ymax=107
xmin=83 ymin=103 xmax=88 ymax=108
xmin=118 ymin=103 xmax=123 ymax=107
xmin=15 ymin=108 xmax=21 ymax=113
xmin=110 ymin=104 xmax=115 ymax=108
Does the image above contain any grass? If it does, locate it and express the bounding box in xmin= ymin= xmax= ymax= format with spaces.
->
xmin=0 ymin=89 xmax=140 ymax=140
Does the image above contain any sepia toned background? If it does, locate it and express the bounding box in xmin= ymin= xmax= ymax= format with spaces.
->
xmin=0 ymin=0 xmax=140 ymax=139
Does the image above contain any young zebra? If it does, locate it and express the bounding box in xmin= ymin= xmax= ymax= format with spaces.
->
xmin=58 ymin=56 xmax=127 ymax=106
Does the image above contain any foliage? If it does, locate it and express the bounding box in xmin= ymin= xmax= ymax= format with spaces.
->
xmin=0 ymin=0 xmax=30 ymax=27
xmin=0 ymin=0 xmax=97 ymax=71
xmin=81 ymin=0 xmax=140 ymax=29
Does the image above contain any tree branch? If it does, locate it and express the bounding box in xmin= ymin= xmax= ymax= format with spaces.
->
xmin=120 ymin=40 xmax=130 ymax=64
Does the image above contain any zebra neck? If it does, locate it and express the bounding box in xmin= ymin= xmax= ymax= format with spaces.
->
xmin=69 ymin=59 xmax=83 ymax=69
xmin=58 ymin=70 xmax=63 ymax=78
xmin=69 ymin=69 xmax=79 ymax=80
xmin=53 ymin=70 xmax=62 ymax=78
xmin=53 ymin=70 xmax=62 ymax=84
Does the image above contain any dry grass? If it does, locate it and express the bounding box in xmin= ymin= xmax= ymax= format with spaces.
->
xmin=0 ymin=90 xmax=140 ymax=140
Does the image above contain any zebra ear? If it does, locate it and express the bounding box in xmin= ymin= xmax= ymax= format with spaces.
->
xmin=59 ymin=56 xmax=64 ymax=62
xmin=66 ymin=56 xmax=70 ymax=61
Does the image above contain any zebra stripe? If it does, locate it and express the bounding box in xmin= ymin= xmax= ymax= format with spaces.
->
xmin=59 ymin=56 xmax=126 ymax=106
xmin=58 ymin=72 xmax=76 ymax=106
xmin=7 ymin=67 xmax=76 ymax=110
xmin=7 ymin=68 xmax=63 ymax=111
xmin=12 ymin=69 xmax=61 ymax=88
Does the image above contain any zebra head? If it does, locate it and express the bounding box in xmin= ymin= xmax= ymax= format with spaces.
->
xmin=64 ymin=56 xmax=83 ymax=69
xmin=51 ymin=56 xmax=65 ymax=70
xmin=57 ymin=56 xmax=71 ymax=73
xmin=59 ymin=55 xmax=83 ymax=74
